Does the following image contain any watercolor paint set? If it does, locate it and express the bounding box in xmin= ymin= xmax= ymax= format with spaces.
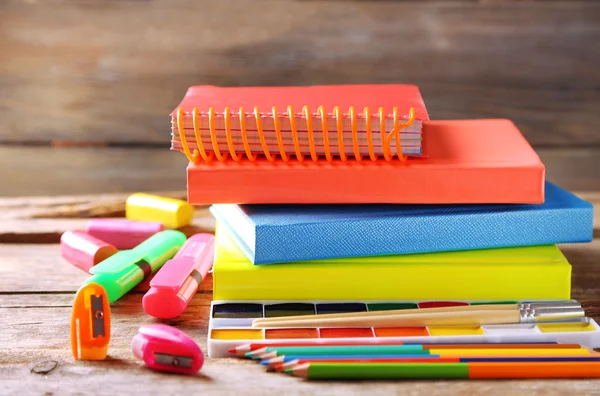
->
xmin=207 ymin=300 xmax=600 ymax=358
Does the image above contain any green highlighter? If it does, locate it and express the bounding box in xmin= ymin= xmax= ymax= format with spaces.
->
xmin=84 ymin=230 xmax=187 ymax=303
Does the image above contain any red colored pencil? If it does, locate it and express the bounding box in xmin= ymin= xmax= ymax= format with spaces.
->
xmin=228 ymin=340 xmax=406 ymax=356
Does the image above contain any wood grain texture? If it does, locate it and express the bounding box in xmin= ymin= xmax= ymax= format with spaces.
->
xmin=0 ymin=244 xmax=213 ymax=293
xmin=0 ymin=191 xmax=188 ymax=219
xmin=0 ymin=0 xmax=598 ymax=146
xmin=0 ymin=146 xmax=188 ymax=196
xmin=0 ymin=240 xmax=597 ymax=303
xmin=1 ymin=146 xmax=600 ymax=198
xmin=0 ymin=185 xmax=216 ymax=243
xmin=561 ymin=241 xmax=600 ymax=301
xmin=0 ymin=217 xmax=216 ymax=244
xmin=0 ymin=172 xmax=597 ymax=244
xmin=1 ymin=241 xmax=599 ymax=394
xmin=0 ymin=188 xmax=216 ymax=243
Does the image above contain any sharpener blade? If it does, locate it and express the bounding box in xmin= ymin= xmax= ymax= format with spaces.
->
xmin=154 ymin=352 xmax=194 ymax=368
xmin=90 ymin=295 xmax=105 ymax=337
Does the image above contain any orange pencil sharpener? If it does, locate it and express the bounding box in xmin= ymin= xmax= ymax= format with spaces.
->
xmin=70 ymin=282 xmax=111 ymax=360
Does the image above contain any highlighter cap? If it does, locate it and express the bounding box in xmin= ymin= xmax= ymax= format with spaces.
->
xmin=61 ymin=230 xmax=118 ymax=272
xmin=143 ymin=233 xmax=215 ymax=319
xmin=126 ymin=193 xmax=194 ymax=229
xmin=151 ymin=233 xmax=215 ymax=290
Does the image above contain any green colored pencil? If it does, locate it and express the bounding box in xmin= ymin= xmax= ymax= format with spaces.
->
xmin=287 ymin=362 xmax=466 ymax=379
xmin=247 ymin=345 xmax=427 ymax=360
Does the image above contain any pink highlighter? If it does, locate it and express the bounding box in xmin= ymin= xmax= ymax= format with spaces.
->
xmin=142 ymin=233 xmax=215 ymax=319
xmin=132 ymin=324 xmax=203 ymax=374
xmin=85 ymin=219 xmax=165 ymax=249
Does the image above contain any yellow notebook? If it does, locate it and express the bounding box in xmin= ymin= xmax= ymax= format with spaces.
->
xmin=213 ymin=226 xmax=571 ymax=301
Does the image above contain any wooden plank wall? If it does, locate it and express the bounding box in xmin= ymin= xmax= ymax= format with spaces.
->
xmin=1 ymin=0 xmax=599 ymax=196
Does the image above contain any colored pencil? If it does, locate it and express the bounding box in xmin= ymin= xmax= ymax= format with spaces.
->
xmin=286 ymin=362 xmax=600 ymax=379
xmin=248 ymin=345 xmax=591 ymax=360
xmin=268 ymin=357 xmax=459 ymax=372
xmin=261 ymin=354 xmax=443 ymax=366
xmin=265 ymin=356 xmax=447 ymax=372
xmin=248 ymin=345 xmax=422 ymax=360
xmin=227 ymin=340 xmax=407 ymax=356
xmin=261 ymin=345 xmax=591 ymax=365
xmin=271 ymin=355 xmax=600 ymax=372
xmin=252 ymin=303 xmax=585 ymax=328
xmin=228 ymin=341 xmax=575 ymax=356
xmin=259 ymin=349 xmax=595 ymax=364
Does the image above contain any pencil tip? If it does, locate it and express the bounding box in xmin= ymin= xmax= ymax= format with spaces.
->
xmin=254 ymin=351 xmax=275 ymax=360
xmin=248 ymin=347 xmax=267 ymax=359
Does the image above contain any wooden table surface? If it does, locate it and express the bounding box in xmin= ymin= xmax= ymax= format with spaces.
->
xmin=1 ymin=0 xmax=599 ymax=393
xmin=1 ymin=193 xmax=600 ymax=395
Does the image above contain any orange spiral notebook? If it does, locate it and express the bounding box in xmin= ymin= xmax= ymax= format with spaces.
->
xmin=171 ymin=85 xmax=544 ymax=204
xmin=171 ymin=84 xmax=429 ymax=161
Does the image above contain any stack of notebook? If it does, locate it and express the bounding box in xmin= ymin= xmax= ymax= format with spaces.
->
xmin=170 ymin=84 xmax=598 ymax=358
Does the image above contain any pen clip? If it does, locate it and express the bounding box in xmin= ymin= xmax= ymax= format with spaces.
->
xmin=70 ymin=282 xmax=111 ymax=360
xmin=89 ymin=250 xmax=145 ymax=275
xmin=149 ymin=234 xmax=214 ymax=290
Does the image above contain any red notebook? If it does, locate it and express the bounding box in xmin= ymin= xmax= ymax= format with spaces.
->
xmin=171 ymin=84 xmax=429 ymax=161
xmin=185 ymin=119 xmax=545 ymax=204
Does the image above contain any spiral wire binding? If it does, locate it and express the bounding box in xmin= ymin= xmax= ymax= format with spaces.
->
xmin=176 ymin=106 xmax=416 ymax=164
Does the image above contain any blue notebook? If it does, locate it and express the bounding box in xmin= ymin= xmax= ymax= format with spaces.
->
xmin=209 ymin=181 xmax=593 ymax=265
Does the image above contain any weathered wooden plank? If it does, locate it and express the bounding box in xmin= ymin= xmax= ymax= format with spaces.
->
xmin=1 ymin=293 xmax=600 ymax=394
xmin=5 ymin=350 xmax=600 ymax=396
xmin=0 ymin=214 xmax=216 ymax=244
xmin=2 ymin=238 xmax=599 ymax=301
xmin=2 ymin=187 xmax=599 ymax=220
xmin=2 ymin=236 xmax=600 ymax=392
xmin=1 ymin=146 xmax=600 ymax=199
xmin=0 ymin=218 xmax=216 ymax=244
xmin=0 ymin=188 xmax=215 ymax=243
xmin=1 ymin=1 xmax=598 ymax=146
xmin=561 ymin=241 xmax=600 ymax=302
xmin=0 ymin=191 xmax=188 ymax=219
xmin=0 ymin=181 xmax=596 ymax=244
xmin=0 ymin=147 xmax=188 ymax=197
xmin=0 ymin=244 xmax=213 ymax=292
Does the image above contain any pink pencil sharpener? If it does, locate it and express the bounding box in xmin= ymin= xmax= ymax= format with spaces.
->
xmin=131 ymin=324 xmax=203 ymax=374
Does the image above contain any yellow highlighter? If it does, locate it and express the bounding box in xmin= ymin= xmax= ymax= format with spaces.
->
xmin=126 ymin=193 xmax=194 ymax=229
